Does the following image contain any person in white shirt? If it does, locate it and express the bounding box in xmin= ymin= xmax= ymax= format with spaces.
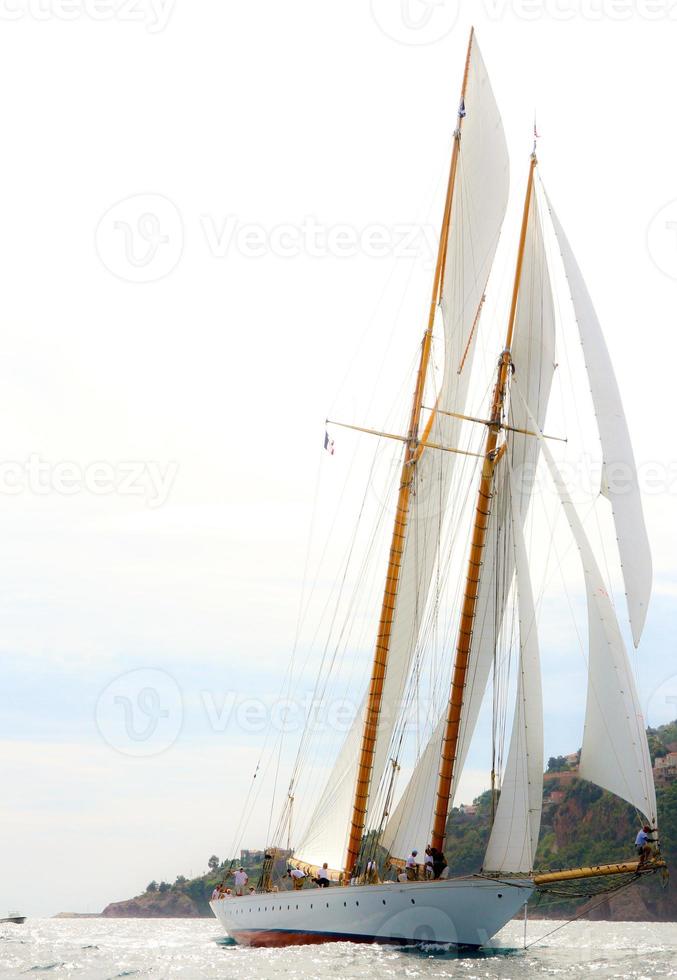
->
xmin=289 ymin=867 xmax=306 ymax=890
xmin=405 ymin=849 xmax=419 ymax=881
xmin=210 ymin=886 xmax=220 ymax=901
xmin=314 ymin=863 xmax=330 ymax=888
xmin=424 ymin=847 xmax=434 ymax=880
xmin=233 ymin=868 xmax=248 ymax=896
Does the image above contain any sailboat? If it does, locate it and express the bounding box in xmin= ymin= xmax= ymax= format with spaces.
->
xmin=211 ymin=29 xmax=665 ymax=948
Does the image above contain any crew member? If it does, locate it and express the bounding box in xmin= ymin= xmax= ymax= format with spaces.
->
xmin=431 ymin=846 xmax=448 ymax=880
xmin=405 ymin=849 xmax=419 ymax=881
xmin=424 ymin=847 xmax=434 ymax=880
xmin=289 ymin=867 xmax=306 ymax=890
xmin=635 ymin=825 xmax=656 ymax=865
xmin=233 ymin=867 xmax=248 ymax=896
xmin=314 ymin=863 xmax=330 ymax=887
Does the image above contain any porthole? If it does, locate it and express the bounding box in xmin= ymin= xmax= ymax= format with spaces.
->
xmin=343 ymin=901 xmax=346 ymax=907
xmin=382 ymin=899 xmax=386 ymax=905
xmin=356 ymin=901 xmax=359 ymax=906
xmin=310 ymin=904 xmax=313 ymax=909
xmin=411 ymin=898 xmax=416 ymax=905
xmin=287 ymin=905 xmax=290 ymax=910
xmin=296 ymin=905 xmax=298 ymax=910
xmin=326 ymin=903 xmax=329 ymax=908
xmin=497 ymin=893 xmax=503 ymax=899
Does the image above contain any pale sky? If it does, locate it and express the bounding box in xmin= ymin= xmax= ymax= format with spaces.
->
xmin=1 ymin=1 xmax=676 ymax=918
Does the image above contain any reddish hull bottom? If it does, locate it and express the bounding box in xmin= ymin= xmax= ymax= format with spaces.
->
xmin=227 ymin=928 xmax=475 ymax=949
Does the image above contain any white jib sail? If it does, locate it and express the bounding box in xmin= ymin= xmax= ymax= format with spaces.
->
xmin=381 ymin=183 xmax=555 ymax=862
xmin=483 ymin=475 xmax=544 ymax=873
xmin=293 ymin=34 xmax=509 ymax=873
xmin=519 ymin=389 xmax=656 ymax=826
xmin=544 ymin=191 xmax=651 ymax=648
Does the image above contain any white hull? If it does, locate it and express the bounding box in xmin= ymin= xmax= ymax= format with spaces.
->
xmin=211 ymin=877 xmax=533 ymax=947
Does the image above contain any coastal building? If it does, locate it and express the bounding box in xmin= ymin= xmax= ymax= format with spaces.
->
xmin=653 ymin=751 xmax=677 ymax=786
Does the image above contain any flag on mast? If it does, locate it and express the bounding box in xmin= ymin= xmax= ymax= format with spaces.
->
xmin=324 ymin=431 xmax=335 ymax=455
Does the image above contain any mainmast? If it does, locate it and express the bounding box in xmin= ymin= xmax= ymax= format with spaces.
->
xmin=430 ymin=153 xmax=537 ymax=852
xmin=343 ymin=28 xmax=475 ymax=877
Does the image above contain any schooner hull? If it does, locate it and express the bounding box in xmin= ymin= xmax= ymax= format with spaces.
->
xmin=211 ymin=877 xmax=533 ymax=948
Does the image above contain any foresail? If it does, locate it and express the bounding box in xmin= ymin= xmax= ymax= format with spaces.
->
xmin=544 ymin=191 xmax=651 ymax=647
xmin=483 ymin=479 xmax=543 ymax=873
xmin=294 ymin=32 xmax=509 ymax=872
xmin=521 ymin=392 xmax=656 ymax=825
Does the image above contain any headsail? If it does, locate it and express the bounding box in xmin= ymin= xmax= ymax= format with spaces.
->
xmin=518 ymin=389 xmax=656 ymax=826
xmin=544 ymin=191 xmax=651 ymax=647
xmin=483 ymin=476 xmax=543 ymax=873
xmin=292 ymin=32 xmax=510 ymax=872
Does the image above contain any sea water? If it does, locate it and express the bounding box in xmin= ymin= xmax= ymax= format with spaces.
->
xmin=1 ymin=917 xmax=675 ymax=979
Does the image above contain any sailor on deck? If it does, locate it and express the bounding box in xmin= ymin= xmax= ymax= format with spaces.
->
xmin=405 ymin=850 xmax=419 ymax=881
xmin=424 ymin=847 xmax=434 ymax=880
xmin=314 ymin=863 xmax=330 ymax=887
xmin=289 ymin=867 xmax=306 ymax=890
xmin=233 ymin=868 xmax=248 ymax=896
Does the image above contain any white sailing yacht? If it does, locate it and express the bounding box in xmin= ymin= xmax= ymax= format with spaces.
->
xmin=211 ymin=29 xmax=664 ymax=947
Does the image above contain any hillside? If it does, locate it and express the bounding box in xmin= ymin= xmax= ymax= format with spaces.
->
xmin=102 ymin=720 xmax=677 ymax=920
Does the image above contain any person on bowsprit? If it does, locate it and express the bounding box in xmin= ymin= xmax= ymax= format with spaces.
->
xmin=405 ymin=850 xmax=419 ymax=881
xmin=635 ymin=825 xmax=656 ymax=865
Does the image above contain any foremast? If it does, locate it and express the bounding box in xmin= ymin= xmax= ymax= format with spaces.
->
xmin=431 ymin=153 xmax=538 ymax=852
xmin=343 ymin=29 xmax=475 ymax=878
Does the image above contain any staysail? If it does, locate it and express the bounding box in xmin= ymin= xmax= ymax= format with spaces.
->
xmin=519 ymin=390 xmax=656 ymax=825
xmin=292 ymin=34 xmax=509 ymax=872
xmin=544 ymin=191 xmax=651 ymax=648
xmin=483 ymin=476 xmax=543 ymax=873
xmin=381 ymin=183 xmax=555 ymax=860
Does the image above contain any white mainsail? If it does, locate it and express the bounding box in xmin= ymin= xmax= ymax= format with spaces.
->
xmin=381 ymin=182 xmax=555 ymax=861
xmin=292 ymin=35 xmax=509 ymax=872
xmin=519 ymin=390 xmax=656 ymax=825
xmin=544 ymin=191 xmax=651 ymax=648
xmin=483 ymin=477 xmax=543 ymax=873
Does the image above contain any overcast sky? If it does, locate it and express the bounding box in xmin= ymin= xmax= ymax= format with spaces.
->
xmin=1 ymin=1 xmax=676 ymax=918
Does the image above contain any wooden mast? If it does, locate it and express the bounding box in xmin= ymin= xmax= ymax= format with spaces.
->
xmin=343 ymin=28 xmax=475 ymax=878
xmin=430 ymin=153 xmax=537 ymax=853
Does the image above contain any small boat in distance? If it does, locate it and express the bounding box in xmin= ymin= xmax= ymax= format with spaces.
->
xmin=1 ymin=912 xmax=26 ymax=924
xmin=212 ymin=27 xmax=666 ymax=948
